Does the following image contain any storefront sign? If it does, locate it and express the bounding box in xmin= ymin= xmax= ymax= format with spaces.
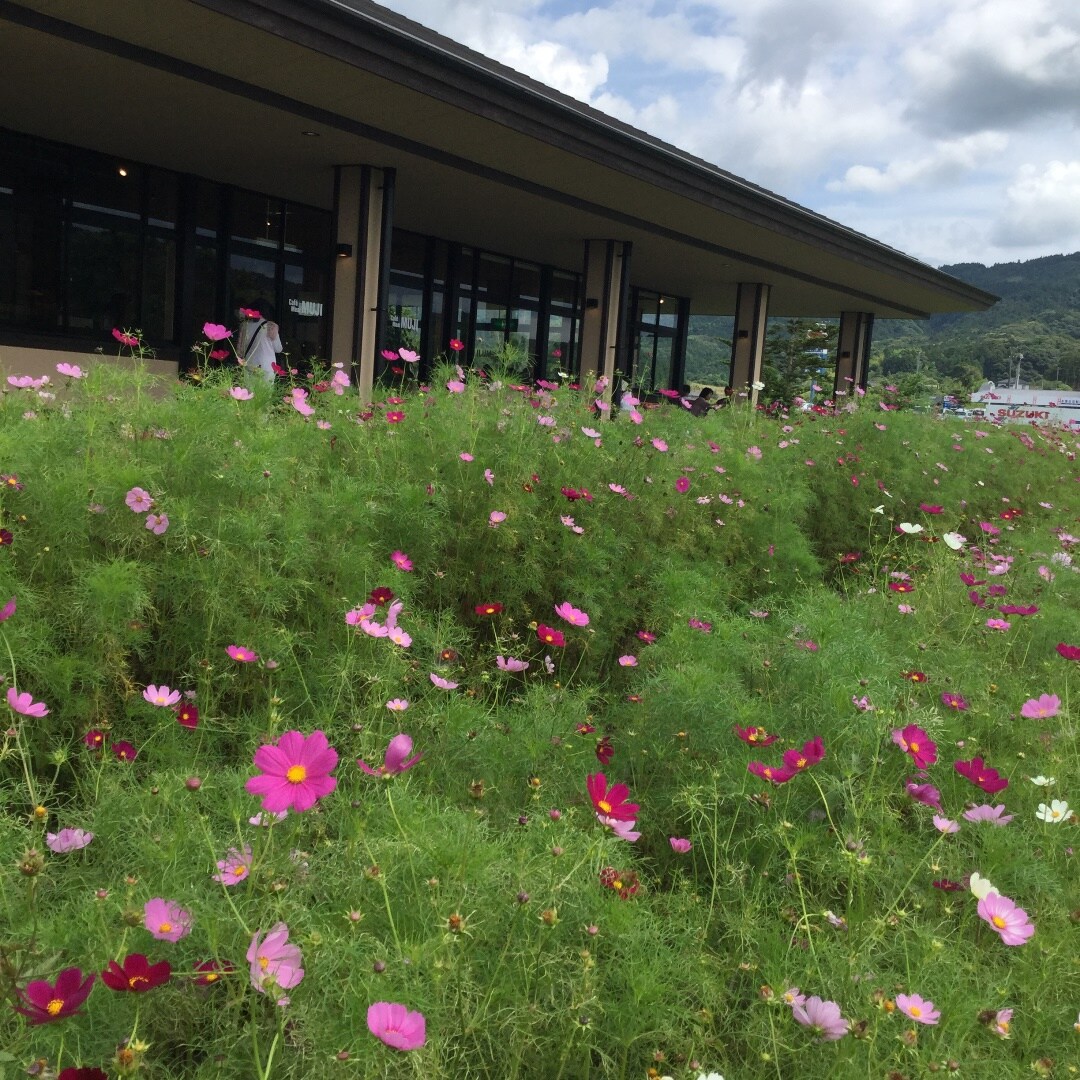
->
xmin=289 ymin=299 xmax=323 ymax=317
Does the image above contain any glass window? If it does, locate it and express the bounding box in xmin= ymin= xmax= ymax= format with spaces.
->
xmin=474 ymin=252 xmax=511 ymax=355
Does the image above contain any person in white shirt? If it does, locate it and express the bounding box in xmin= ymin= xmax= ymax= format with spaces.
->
xmin=236 ymin=306 xmax=283 ymax=384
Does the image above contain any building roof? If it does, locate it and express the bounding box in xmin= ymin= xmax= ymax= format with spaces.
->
xmin=0 ymin=0 xmax=998 ymax=318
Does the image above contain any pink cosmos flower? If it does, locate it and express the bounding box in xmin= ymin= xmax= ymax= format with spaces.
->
xmin=1057 ymin=642 xmax=1080 ymax=660
xmin=386 ymin=698 xmax=409 ymax=711
xmin=782 ymin=987 xmax=806 ymax=1007
xmin=488 ymin=510 xmax=507 ymax=527
xmin=46 ymin=828 xmax=94 ymax=853
xmin=7 ymin=687 xmax=49 ymax=717
xmin=989 ymin=1008 xmax=1013 ymax=1038
xmin=1020 ymin=693 xmax=1060 ymax=719
xmin=143 ymin=684 xmax=181 ymax=708
xmin=358 ymin=733 xmax=423 ymax=778
xmin=214 ymin=845 xmax=253 ymax=885
xmin=669 ymin=837 xmax=691 ymax=853
xmin=554 ymin=602 xmax=589 ymax=626
xmin=932 ymin=815 xmax=960 ymax=833
xmin=144 ymin=898 xmax=192 ymax=942
xmin=387 ymin=626 xmax=412 ymax=648
xmin=905 ymin=780 xmax=943 ymax=810
xmin=56 ymin=362 xmax=85 ymax=378
xmin=245 ymin=730 xmax=339 ymax=813
xmin=202 ymin=322 xmax=232 ymax=341
xmin=985 ymin=618 xmax=1010 ymax=631
xmin=675 ymin=476 xmax=690 ymax=493
xmin=459 ymin=452 xmax=474 ymax=461
xmin=792 ymin=996 xmax=849 ymax=1041
xmin=636 ymin=630 xmax=657 ymax=643
xmin=391 ymin=550 xmax=413 ymax=572
xmin=650 ymin=438 xmax=668 ymax=452
xmin=963 ymin=803 xmax=1013 ymax=825
xmin=249 ymin=810 xmax=287 ymax=826
xmin=226 ymin=645 xmax=258 ymax=662
xmin=230 ymin=387 xmax=253 ymax=400
xmin=446 ymin=379 xmax=465 ymax=393
xmin=977 ymin=892 xmax=1035 ymax=945
xmin=688 ymin=618 xmax=712 ymax=633
xmin=896 ymin=993 xmax=940 ymax=1025
xmin=367 ymin=1001 xmax=426 ymax=1050
xmin=496 ymin=656 xmax=529 ymax=673
xmin=125 ymin=487 xmax=153 ymax=513
xmin=940 ymin=692 xmax=968 ymax=711
xmin=618 ymin=655 xmax=637 ymax=667
xmin=598 ymin=814 xmax=641 ymax=841
xmin=891 ymin=725 xmax=937 ymax=769
xmin=248 ymin=923 xmax=304 ymax=1002
xmin=746 ymin=446 xmax=763 ymax=461
xmin=0 ymin=596 xmax=14 ymax=623
xmin=429 ymin=673 xmax=458 ymax=690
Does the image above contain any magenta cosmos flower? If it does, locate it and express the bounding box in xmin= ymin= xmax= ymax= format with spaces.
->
xmin=144 ymin=898 xmax=192 ymax=942
xmin=955 ymin=756 xmax=1008 ymax=794
xmin=536 ymin=624 xmax=565 ymax=647
xmin=0 ymin=595 xmax=15 ymax=622
xmin=669 ymin=837 xmax=692 ymax=853
xmin=390 ymin=550 xmax=413 ymax=572
xmin=586 ymin=773 xmax=640 ymax=822
xmin=46 ymin=828 xmax=94 ymax=853
xmin=891 ymin=725 xmax=937 ymax=770
xmin=367 ymin=1001 xmax=426 ymax=1050
xmin=792 ymin=995 xmax=849 ymax=1041
xmin=101 ymin=954 xmax=171 ymax=992
xmin=143 ymin=684 xmax=181 ymax=708
xmin=977 ymin=892 xmax=1035 ymax=945
xmin=14 ymin=967 xmax=95 ymax=1024
xmin=245 ymin=730 xmax=338 ymax=813
xmin=358 ymin=733 xmax=422 ymax=778
xmin=1020 ymin=693 xmax=1060 ymax=719
xmin=896 ymin=993 xmax=940 ymax=1025
xmin=213 ymin=844 xmax=253 ymax=885
xmin=940 ymin=691 xmax=968 ymax=710
xmin=7 ymin=686 xmax=49 ymax=717
xmin=248 ymin=923 xmax=304 ymax=999
xmin=226 ymin=644 xmax=258 ymax=662
xmin=905 ymin=780 xmax=943 ymax=810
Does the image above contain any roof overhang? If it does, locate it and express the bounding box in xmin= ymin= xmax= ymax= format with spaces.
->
xmin=0 ymin=0 xmax=998 ymax=319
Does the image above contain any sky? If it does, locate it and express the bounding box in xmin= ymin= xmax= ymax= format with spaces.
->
xmin=374 ymin=0 xmax=1080 ymax=270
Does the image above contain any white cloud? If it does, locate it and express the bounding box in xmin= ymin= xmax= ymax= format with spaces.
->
xmin=993 ymin=161 xmax=1080 ymax=248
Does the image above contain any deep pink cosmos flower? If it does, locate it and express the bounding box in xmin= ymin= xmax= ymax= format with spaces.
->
xmin=955 ymin=756 xmax=1008 ymax=794
xmin=46 ymin=829 xmax=94 ymax=853
xmin=748 ymin=761 xmax=796 ymax=784
xmin=202 ymin=322 xmax=232 ymax=341
xmin=226 ymin=644 xmax=258 ymax=662
xmin=595 ymin=735 xmax=614 ymax=765
xmin=14 ymin=967 xmax=95 ymax=1024
xmin=792 ymin=995 xmax=849 ymax=1041
xmin=675 ymin=475 xmax=690 ymax=493
xmin=111 ymin=740 xmax=138 ymax=762
xmin=214 ymin=845 xmax=253 ymax=885
xmin=896 ymin=993 xmax=940 ymax=1025
xmin=0 ymin=595 xmax=15 ymax=623
xmin=586 ymin=773 xmax=640 ymax=822
xmin=891 ymin=725 xmax=937 ymax=769
xmin=248 ymin=923 xmax=304 ymax=1002
xmin=1055 ymin=642 xmax=1080 ymax=660
xmin=636 ymin=630 xmax=657 ymax=644
xmin=1021 ymin=693 xmax=1061 ymax=718
xmin=536 ymin=624 xmax=566 ymax=647
xmin=734 ymin=725 xmax=779 ymax=746
xmin=144 ymin=898 xmax=192 ymax=942
xmin=688 ymin=617 xmax=712 ymax=633
xmin=358 ymin=733 xmax=422 ymax=778
xmin=782 ymin=737 xmax=825 ymax=773
xmin=940 ymin=692 xmax=968 ymax=711
xmin=905 ymin=780 xmax=943 ymax=810
xmin=58 ymin=1068 xmax=108 ymax=1080
xmin=143 ymin=684 xmax=181 ymax=708
xmin=176 ymin=702 xmax=199 ymax=730
xmin=245 ymin=730 xmax=338 ymax=814
xmin=7 ymin=687 xmax=49 ymax=717
xmin=367 ymin=1001 xmax=426 ymax=1050
xmin=101 ymin=954 xmax=171 ymax=992
xmin=553 ymin=601 xmax=589 ymax=626
xmin=977 ymin=892 xmax=1035 ymax=945
xmin=390 ymin=550 xmax=413 ymax=571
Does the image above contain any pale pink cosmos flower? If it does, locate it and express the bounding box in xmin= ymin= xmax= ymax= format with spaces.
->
xmin=346 ymin=604 xmax=376 ymax=626
xmin=248 ymin=923 xmax=304 ymax=1003
xmin=56 ymin=362 xmax=85 ymax=378
xmin=1020 ymin=693 xmax=1060 ymax=719
xmin=46 ymin=828 xmax=93 ymax=853
xmin=597 ymin=814 xmax=641 ymax=842
xmin=496 ymin=656 xmax=529 ymax=673
xmin=315 ymin=419 xmax=331 ymax=429
xmin=213 ymin=845 xmax=253 ymax=885
xmin=144 ymin=897 xmax=193 ymax=942
xmin=932 ymin=815 xmax=960 ymax=834
xmin=489 ymin=510 xmax=507 ymax=528
xmin=226 ymin=645 xmax=258 ymax=662
xmin=651 ymin=438 xmax=667 ymax=452
xmin=143 ymin=684 xmax=181 ymax=708
xmin=230 ymin=387 xmax=253 ymax=400
xmin=249 ymin=810 xmax=288 ymax=826
xmin=391 ymin=550 xmax=413 ymax=572
xmin=977 ymin=892 xmax=1035 ymax=945
xmin=386 ymin=698 xmax=409 ymax=712
xmin=430 ymin=673 xmax=458 ymax=690
xmin=669 ymin=837 xmax=691 ymax=853
xmin=792 ymin=996 xmax=849 ymax=1041
xmin=990 ymin=1008 xmax=1013 ymax=1038
xmin=484 ymin=469 xmax=495 ymax=485
xmin=126 ymin=487 xmax=153 ymax=513
xmin=896 ymin=993 xmax=940 ymax=1025
xmin=360 ymin=618 xmax=389 ymax=638
xmin=358 ymin=733 xmax=422 ymax=778
xmin=367 ymin=1001 xmax=426 ymax=1050
xmin=985 ymin=618 xmax=1010 ymax=631
xmin=782 ymin=987 xmax=806 ymax=1007
xmin=387 ymin=626 xmax=412 ymax=648
xmin=963 ymin=803 xmax=1013 ymax=826
xmin=7 ymin=687 xmax=49 ymax=717
xmin=618 ymin=655 xmax=637 ymax=667
xmin=746 ymin=446 xmax=763 ymax=460
xmin=459 ymin=452 xmax=474 ymax=461
xmin=446 ymin=379 xmax=465 ymax=393
xmin=145 ymin=513 xmax=169 ymax=535
xmin=554 ymin=602 xmax=589 ymax=626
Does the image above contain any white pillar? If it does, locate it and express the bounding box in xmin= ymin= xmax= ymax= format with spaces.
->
xmin=580 ymin=240 xmax=631 ymax=396
xmin=729 ymin=282 xmax=770 ymax=406
xmin=834 ymin=311 xmax=874 ymax=395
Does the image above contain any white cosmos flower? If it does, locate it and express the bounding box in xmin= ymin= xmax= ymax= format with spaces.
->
xmin=942 ymin=532 xmax=966 ymax=550
xmin=969 ymin=872 xmax=999 ymax=900
xmin=1035 ymin=800 xmax=1070 ymax=823
xmin=898 ymin=522 xmax=924 ymax=534
xmin=1030 ymin=775 xmax=1055 ymax=787
xmin=751 ymin=380 xmax=765 ymax=391
xmin=871 ymin=504 xmax=885 ymax=514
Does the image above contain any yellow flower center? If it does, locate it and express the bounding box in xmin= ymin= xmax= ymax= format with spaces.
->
xmin=46 ymin=998 xmax=64 ymax=1016
xmin=597 ymin=799 xmax=612 ymax=814
xmin=612 ymin=878 xmax=623 ymax=890
xmin=999 ymin=1021 xmax=1009 ymax=1033
xmin=259 ymin=956 xmax=270 ymax=971
xmin=909 ymin=742 xmax=920 ymax=753
xmin=286 ymin=765 xmax=307 ymax=784
xmin=909 ymin=1005 xmax=922 ymax=1018
xmin=233 ymin=865 xmax=246 ymax=876
xmin=1051 ymin=808 xmax=1061 ymax=819
xmin=128 ymin=975 xmax=148 ymax=989
xmin=795 ymin=757 xmax=807 ymax=769
xmin=158 ymin=922 xmax=172 ymax=933
xmin=992 ymin=915 xmax=1006 ymax=929
xmin=204 ymin=972 xmax=219 ymax=983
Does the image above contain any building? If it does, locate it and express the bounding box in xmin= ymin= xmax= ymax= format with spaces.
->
xmin=970 ymin=384 xmax=1080 ymax=428
xmin=0 ymin=0 xmax=997 ymax=400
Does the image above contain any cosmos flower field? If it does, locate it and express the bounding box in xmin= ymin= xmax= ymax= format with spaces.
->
xmin=1 ymin=355 xmax=1078 ymax=1079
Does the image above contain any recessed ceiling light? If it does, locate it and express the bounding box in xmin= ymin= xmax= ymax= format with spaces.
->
xmin=118 ymin=167 xmax=128 ymax=177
